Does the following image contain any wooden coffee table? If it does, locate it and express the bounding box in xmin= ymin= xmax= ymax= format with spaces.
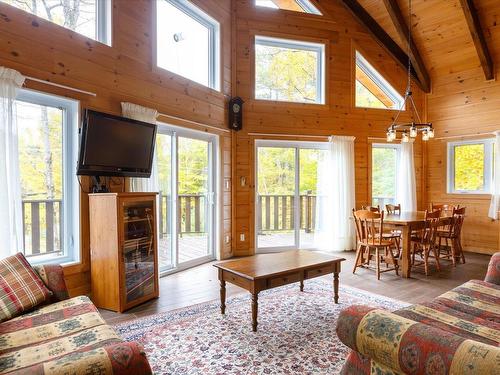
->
xmin=214 ymin=250 xmax=345 ymax=332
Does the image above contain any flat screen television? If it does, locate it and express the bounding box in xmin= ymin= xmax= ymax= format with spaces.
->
xmin=77 ymin=109 xmax=157 ymax=178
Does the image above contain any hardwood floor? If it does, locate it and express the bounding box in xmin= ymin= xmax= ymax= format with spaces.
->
xmin=100 ymin=250 xmax=491 ymax=325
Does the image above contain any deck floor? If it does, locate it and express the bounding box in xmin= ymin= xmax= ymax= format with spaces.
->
xmin=159 ymin=231 xmax=315 ymax=268
xmin=158 ymin=234 xmax=210 ymax=268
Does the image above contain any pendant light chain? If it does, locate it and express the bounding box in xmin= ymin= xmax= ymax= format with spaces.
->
xmin=386 ymin=0 xmax=433 ymax=143
xmin=407 ymin=0 xmax=412 ymax=96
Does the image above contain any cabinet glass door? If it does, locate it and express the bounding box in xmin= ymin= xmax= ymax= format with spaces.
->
xmin=122 ymin=200 xmax=156 ymax=304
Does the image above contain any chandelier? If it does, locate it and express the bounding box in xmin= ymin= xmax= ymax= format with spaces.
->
xmin=387 ymin=0 xmax=433 ymax=143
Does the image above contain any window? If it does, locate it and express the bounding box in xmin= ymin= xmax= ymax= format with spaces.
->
xmin=372 ymin=144 xmax=400 ymax=207
xmin=156 ymin=0 xmax=220 ymax=90
xmin=1 ymin=0 xmax=111 ymax=45
xmin=16 ymin=90 xmax=79 ymax=264
xmin=356 ymin=51 xmax=404 ymax=110
xmin=255 ymin=36 xmax=325 ymax=104
xmin=255 ymin=0 xmax=322 ymax=15
xmin=447 ymin=140 xmax=494 ymax=194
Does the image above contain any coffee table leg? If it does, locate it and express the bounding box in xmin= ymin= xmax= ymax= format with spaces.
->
xmin=300 ymin=280 xmax=304 ymax=292
xmin=251 ymin=292 xmax=258 ymax=332
xmin=333 ymin=272 xmax=339 ymax=304
xmin=220 ymin=280 xmax=226 ymax=314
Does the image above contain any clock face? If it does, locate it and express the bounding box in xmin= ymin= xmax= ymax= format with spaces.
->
xmin=232 ymin=103 xmax=241 ymax=113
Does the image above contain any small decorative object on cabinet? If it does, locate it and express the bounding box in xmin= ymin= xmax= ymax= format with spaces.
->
xmin=89 ymin=192 xmax=159 ymax=312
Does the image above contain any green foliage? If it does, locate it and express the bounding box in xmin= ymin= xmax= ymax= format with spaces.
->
xmin=156 ymin=134 xmax=172 ymax=194
xmin=372 ymin=147 xmax=396 ymax=199
xmin=255 ymin=44 xmax=318 ymax=103
xmin=178 ymin=137 xmax=208 ymax=194
xmin=257 ymin=147 xmax=324 ymax=195
xmin=355 ymin=80 xmax=387 ymax=109
xmin=454 ymin=144 xmax=484 ymax=191
xmin=17 ymin=102 xmax=62 ymax=200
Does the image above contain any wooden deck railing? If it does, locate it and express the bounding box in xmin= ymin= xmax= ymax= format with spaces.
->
xmin=257 ymin=194 xmax=317 ymax=233
xmin=22 ymin=199 xmax=62 ymax=257
xmin=158 ymin=193 xmax=207 ymax=237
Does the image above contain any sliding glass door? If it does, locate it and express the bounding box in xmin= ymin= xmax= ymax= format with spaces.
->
xmin=177 ymin=136 xmax=214 ymax=266
xmin=156 ymin=126 xmax=216 ymax=273
xmin=255 ymin=140 xmax=327 ymax=252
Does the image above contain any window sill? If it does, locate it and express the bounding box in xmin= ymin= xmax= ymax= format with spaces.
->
xmin=445 ymin=192 xmax=492 ymax=199
xmin=249 ymin=98 xmax=329 ymax=111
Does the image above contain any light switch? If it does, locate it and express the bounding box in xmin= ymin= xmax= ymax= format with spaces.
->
xmin=240 ymin=233 xmax=245 ymax=242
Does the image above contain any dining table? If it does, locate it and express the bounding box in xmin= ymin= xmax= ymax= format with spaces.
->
xmin=383 ymin=211 xmax=451 ymax=278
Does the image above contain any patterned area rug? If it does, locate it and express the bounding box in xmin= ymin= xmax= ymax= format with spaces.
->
xmin=114 ymin=279 xmax=408 ymax=374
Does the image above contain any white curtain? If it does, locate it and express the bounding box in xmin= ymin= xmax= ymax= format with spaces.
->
xmin=314 ymin=136 xmax=356 ymax=252
xmin=397 ymin=140 xmax=417 ymax=212
xmin=0 ymin=67 xmax=25 ymax=258
xmin=488 ymin=131 xmax=500 ymax=219
xmin=120 ymin=102 xmax=159 ymax=192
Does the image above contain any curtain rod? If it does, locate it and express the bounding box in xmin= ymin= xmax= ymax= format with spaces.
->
xmin=248 ymin=132 xmax=329 ymax=139
xmin=433 ymin=131 xmax=497 ymax=140
xmin=158 ymin=112 xmax=230 ymax=133
xmin=25 ymin=76 xmax=97 ymax=97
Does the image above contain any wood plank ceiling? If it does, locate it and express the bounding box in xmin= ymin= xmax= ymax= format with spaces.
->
xmin=356 ymin=0 xmax=497 ymax=82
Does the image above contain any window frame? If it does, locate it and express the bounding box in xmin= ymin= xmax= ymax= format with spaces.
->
xmin=447 ymin=139 xmax=494 ymax=195
xmin=355 ymin=51 xmax=404 ymax=111
xmin=254 ymin=35 xmax=326 ymax=105
xmin=96 ymin=0 xmax=112 ymax=45
xmin=295 ymin=0 xmax=322 ymax=14
xmin=255 ymin=0 xmax=322 ymax=15
xmin=155 ymin=0 xmax=221 ymax=91
xmin=15 ymin=89 xmax=80 ymax=265
xmin=371 ymin=143 xmax=401 ymax=206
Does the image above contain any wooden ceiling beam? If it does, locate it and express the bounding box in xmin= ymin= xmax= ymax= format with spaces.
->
xmin=340 ymin=0 xmax=429 ymax=93
xmin=459 ymin=0 xmax=494 ymax=80
xmin=382 ymin=0 xmax=431 ymax=93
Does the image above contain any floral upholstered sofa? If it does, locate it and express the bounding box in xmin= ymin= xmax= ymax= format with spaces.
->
xmin=336 ymin=252 xmax=500 ymax=374
xmin=0 ymin=261 xmax=152 ymax=374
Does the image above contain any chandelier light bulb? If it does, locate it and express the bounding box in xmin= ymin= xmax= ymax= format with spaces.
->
xmin=410 ymin=126 xmax=418 ymax=138
xmin=422 ymin=130 xmax=429 ymax=141
xmin=387 ymin=131 xmax=393 ymax=142
xmin=402 ymin=132 xmax=410 ymax=143
xmin=428 ymin=127 xmax=434 ymax=138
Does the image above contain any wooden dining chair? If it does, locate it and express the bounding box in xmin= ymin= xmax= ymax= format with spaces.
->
xmin=362 ymin=205 xmax=380 ymax=212
xmin=431 ymin=203 xmax=458 ymax=216
xmin=436 ymin=207 xmax=466 ymax=266
xmin=410 ymin=210 xmax=441 ymax=275
xmin=352 ymin=209 xmax=399 ymax=280
xmin=385 ymin=204 xmax=401 ymax=215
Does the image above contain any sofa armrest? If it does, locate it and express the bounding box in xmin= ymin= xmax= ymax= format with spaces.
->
xmin=484 ymin=252 xmax=500 ymax=285
xmin=33 ymin=264 xmax=70 ymax=301
xmin=102 ymin=342 xmax=153 ymax=375
xmin=336 ymin=305 xmax=500 ymax=374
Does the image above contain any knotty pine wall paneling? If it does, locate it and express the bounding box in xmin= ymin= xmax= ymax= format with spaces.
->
xmin=233 ymin=0 xmax=425 ymax=256
xmin=0 ymin=0 xmax=233 ymax=296
xmin=424 ymin=1 xmax=500 ymax=255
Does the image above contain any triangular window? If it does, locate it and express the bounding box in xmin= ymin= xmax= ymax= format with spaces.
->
xmin=355 ymin=51 xmax=404 ymax=110
xmin=255 ymin=0 xmax=322 ymax=15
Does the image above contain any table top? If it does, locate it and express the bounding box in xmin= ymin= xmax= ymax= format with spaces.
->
xmin=384 ymin=211 xmax=427 ymax=225
xmin=214 ymin=250 xmax=345 ymax=280
xmin=383 ymin=211 xmax=452 ymax=225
